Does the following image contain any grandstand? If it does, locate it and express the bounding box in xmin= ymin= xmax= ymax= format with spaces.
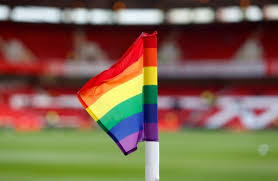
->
xmin=1 ymin=18 xmax=278 ymax=130
xmin=0 ymin=1 xmax=278 ymax=131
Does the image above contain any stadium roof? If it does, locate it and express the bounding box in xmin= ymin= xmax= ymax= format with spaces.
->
xmin=0 ymin=0 xmax=277 ymax=9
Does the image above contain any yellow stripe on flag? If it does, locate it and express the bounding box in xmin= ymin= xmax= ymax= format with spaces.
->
xmin=144 ymin=67 xmax=157 ymax=85
xmin=86 ymin=74 xmax=143 ymax=121
xmin=86 ymin=108 xmax=98 ymax=121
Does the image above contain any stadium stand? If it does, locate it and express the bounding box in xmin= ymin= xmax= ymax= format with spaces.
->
xmin=0 ymin=22 xmax=278 ymax=63
xmin=1 ymin=21 xmax=278 ymax=131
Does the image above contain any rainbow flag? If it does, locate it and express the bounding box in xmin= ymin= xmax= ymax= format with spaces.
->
xmin=77 ymin=32 xmax=158 ymax=155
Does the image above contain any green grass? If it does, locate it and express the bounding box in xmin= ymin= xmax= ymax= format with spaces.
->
xmin=0 ymin=130 xmax=277 ymax=181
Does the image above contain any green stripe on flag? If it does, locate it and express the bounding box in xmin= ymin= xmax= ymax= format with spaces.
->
xmin=143 ymin=85 xmax=157 ymax=104
xmin=99 ymin=93 xmax=143 ymax=131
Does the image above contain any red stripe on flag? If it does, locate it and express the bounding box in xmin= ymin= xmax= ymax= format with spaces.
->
xmin=78 ymin=37 xmax=143 ymax=94
xmin=142 ymin=31 xmax=157 ymax=48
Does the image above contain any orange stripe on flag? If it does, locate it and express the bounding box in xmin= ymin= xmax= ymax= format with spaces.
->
xmin=144 ymin=48 xmax=157 ymax=67
xmin=79 ymin=56 xmax=143 ymax=107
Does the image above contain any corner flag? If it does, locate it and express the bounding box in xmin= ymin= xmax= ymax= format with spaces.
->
xmin=77 ymin=32 xmax=158 ymax=155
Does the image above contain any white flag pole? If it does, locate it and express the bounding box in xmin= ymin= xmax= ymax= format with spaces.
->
xmin=143 ymin=31 xmax=159 ymax=181
xmin=145 ymin=141 xmax=159 ymax=181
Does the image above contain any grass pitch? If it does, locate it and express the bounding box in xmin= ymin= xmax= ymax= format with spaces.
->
xmin=0 ymin=130 xmax=277 ymax=181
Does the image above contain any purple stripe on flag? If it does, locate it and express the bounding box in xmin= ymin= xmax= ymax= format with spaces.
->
xmin=143 ymin=123 xmax=158 ymax=141
xmin=116 ymin=130 xmax=144 ymax=155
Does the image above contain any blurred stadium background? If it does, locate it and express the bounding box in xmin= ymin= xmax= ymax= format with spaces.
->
xmin=0 ymin=0 xmax=277 ymax=180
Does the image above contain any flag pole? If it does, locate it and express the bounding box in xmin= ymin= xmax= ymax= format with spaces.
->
xmin=143 ymin=31 xmax=159 ymax=181
xmin=145 ymin=141 xmax=159 ymax=181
